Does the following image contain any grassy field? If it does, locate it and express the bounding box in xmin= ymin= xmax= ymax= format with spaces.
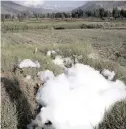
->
xmin=2 ymin=19 xmax=126 ymax=32
xmin=1 ymin=19 xmax=126 ymax=129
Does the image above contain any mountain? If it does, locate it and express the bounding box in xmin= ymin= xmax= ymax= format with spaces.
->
xmin=1 ymin=1 xmax=85 ymax=15
xmin=1 ymin=1 xmax=28 ymax=15
xmin=75 ymin=1 xmax=126 ymax=11
xmin=2 ymin=1 xmax=126 ymax=15
xmin=1 ymin=1 xmax=51 ymax=15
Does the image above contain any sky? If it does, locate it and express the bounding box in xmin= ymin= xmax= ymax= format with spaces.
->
xmin=10 ymin=0 xmax=87 ymax=8
xmin=14 ymin=0 xmax=44 ymax=7
xmin=2 ymin=0 xmax=120 ymax=7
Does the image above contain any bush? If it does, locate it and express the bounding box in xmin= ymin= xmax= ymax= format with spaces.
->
xmin=80 ymin=24 xmax=103 ymax=29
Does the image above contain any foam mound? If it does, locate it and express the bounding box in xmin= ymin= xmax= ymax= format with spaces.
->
xmin=28 ymin=63 xmax=126 ymax=129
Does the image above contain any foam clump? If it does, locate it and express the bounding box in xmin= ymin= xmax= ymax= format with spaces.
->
xmin=28 ymin=63 xmax=126 ymax=129
xmin=47 ymin=50 xmax=57 ymax=57
xmin=52 ymin=56 xmax=64 ymax=68
xmin=37 ymin=70 xmax=55 ymax=84
xmin=101 ymin=69 xmax=116 ymax=81
xmin=18 ymin=59 xmax=40 ymax=68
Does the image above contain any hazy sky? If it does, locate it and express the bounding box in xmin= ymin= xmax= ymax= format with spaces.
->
xmin=3 ymin=0 xmax=113 ymax=7
xmin=12 ymin=0 xmax=87 ymax=7
xmin=15 ymin=0 xmax=44 ymax=7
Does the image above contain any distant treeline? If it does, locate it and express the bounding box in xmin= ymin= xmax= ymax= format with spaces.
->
xmin=1 ymin=7 xmax=126 ymax=22
xmin=72 ymin=7 xmax=126 ymax=19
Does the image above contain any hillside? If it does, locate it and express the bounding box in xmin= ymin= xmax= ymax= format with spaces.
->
xmin=75 ymin=1 xmax=126 ymax=11
xmin=2 ymin=1 xmax=126 ymax=16
xmin=1 ymin=1 xmax=28 ymax=15
xmin=1 ymin=1 xmax=85 ymax=15
xmin=1 ymin=1 xmax=49 ymax=15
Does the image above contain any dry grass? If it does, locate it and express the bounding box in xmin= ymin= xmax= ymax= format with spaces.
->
xmin=2 ymin=19 xmax=126 ymax=32
xmin=1 ymin=77 xmax=34 ymax=129
xmin=97 ymin=101 xmax=126 ymax=129
xmin=1 ymin=20 xmax=126 ymax=129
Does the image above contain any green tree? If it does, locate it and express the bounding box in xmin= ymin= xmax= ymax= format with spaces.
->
xmin=11 ymin=15 xmax=15 ymax=21
xmin=99 ymin=8 xmax=105 ymax=18
xmin=112 ymin=7 xmax=119 ymax=19
xmin=85 ymin=11 xmax=92 ymax=17
xmin=77 ymin=9 xmax=83 ymax=18
xmin=17 ymin=14 xmax=22 ymax=21
xmin=33 ymin=13 xmax=38 ymax=19
xmin=104 ymin=10 xmax=109 ymax=17
xmin=1 ymin=14 xmax=5 ymax=23
xmin=120 ymin=9 xmax=126 ymax=18
xmin=55 ymin=12 xmax=62 ymax=18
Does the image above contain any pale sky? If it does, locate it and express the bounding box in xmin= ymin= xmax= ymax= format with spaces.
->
xmin=15 ymin=0 xmax=44 ymax=7
xmin=11 ymin=0 xmax=87 ymax=7
xmin=3 ymin=0 xmax=118 ymax=7
xmin=22 ymin=0 xmax=44 ymax=7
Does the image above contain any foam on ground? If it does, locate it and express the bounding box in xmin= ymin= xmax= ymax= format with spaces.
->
xmin=28 ymin=63 xmax=126 ymax=129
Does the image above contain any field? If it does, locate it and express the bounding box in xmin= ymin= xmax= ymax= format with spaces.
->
xmin=2 ymin=18 xmax=126 ymax=31
xmin=1 ymin=19 xmax=126 ymax=129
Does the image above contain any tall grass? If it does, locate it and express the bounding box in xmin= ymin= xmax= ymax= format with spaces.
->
xmin=2 ymin=20 xmax=126 ymax=32
xmin=1 ymin=20 xmax=105 ymax=32
xmin=2 ymin=38 xmax=126 ymax=82
xmin=1 ymin=26 xmax=126 ymax=129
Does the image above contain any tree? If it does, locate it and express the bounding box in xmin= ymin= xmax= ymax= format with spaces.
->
xmin=11 ymin=15 xmax=15 ymax=21
xmin=41 ymin=13 xmax=46 ymax=18
xmin=77 ymin=9 xmax=83 ymax=18
xmin=1 ymin=14 xmax=5 ymax=23
xmin=85 ymin=11 xmax=92 ymax=17
xmin=5 ymin=14 xmax=11 ymax=19
xmin=51 ymin=13 xmax=55 ymax=18
xmin=75 ymin=13 xmax=78 ymax=18
xmin=17 ymin=13 xmax=24 ymax=21
xmin=22 ymin=13 xmax=27 ymax=19
xmin=104 ymin=10 xmax=109 ymax=17
xmin=55 ymin=12 xmax=62 ymax=18
xmin=33 ymin=13 xmax=39 ymax=19
xmin=120 ymin=9 xmax=126 ymax=18
xmin=123 ymin=10 xmax=126 ymax=18
xmin=71 ymin=11 xmax=76 ymax=18
xmin=47 ymin=13 xmax=50 ymax=18
xmin=93 ymin=9 xmax=100 ymax=17
xmin=120 ymin=9 xmax=124 ymax=17
xmin=112 ymin=7 xmax=119 ymax=19
xmin=99 ymin=8 xmax=105 ymax=18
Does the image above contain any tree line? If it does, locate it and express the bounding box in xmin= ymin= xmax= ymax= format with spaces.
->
xmin=72 ymin=7 xmax=126 ymax=19
xmin=1 ymin=7 xmax=126 ymax=22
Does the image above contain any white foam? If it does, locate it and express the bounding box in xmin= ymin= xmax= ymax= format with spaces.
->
xmin=29 ymin=63 xmax=126 ymax=129
xmin=18 ymin=59 xmax=40 ymax=68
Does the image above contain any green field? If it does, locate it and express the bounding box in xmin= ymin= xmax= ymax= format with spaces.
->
xmin=1 ymin=19 xmax=126 ymax=129
xmin=2 ymin=19 xmax=126 ymax=31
